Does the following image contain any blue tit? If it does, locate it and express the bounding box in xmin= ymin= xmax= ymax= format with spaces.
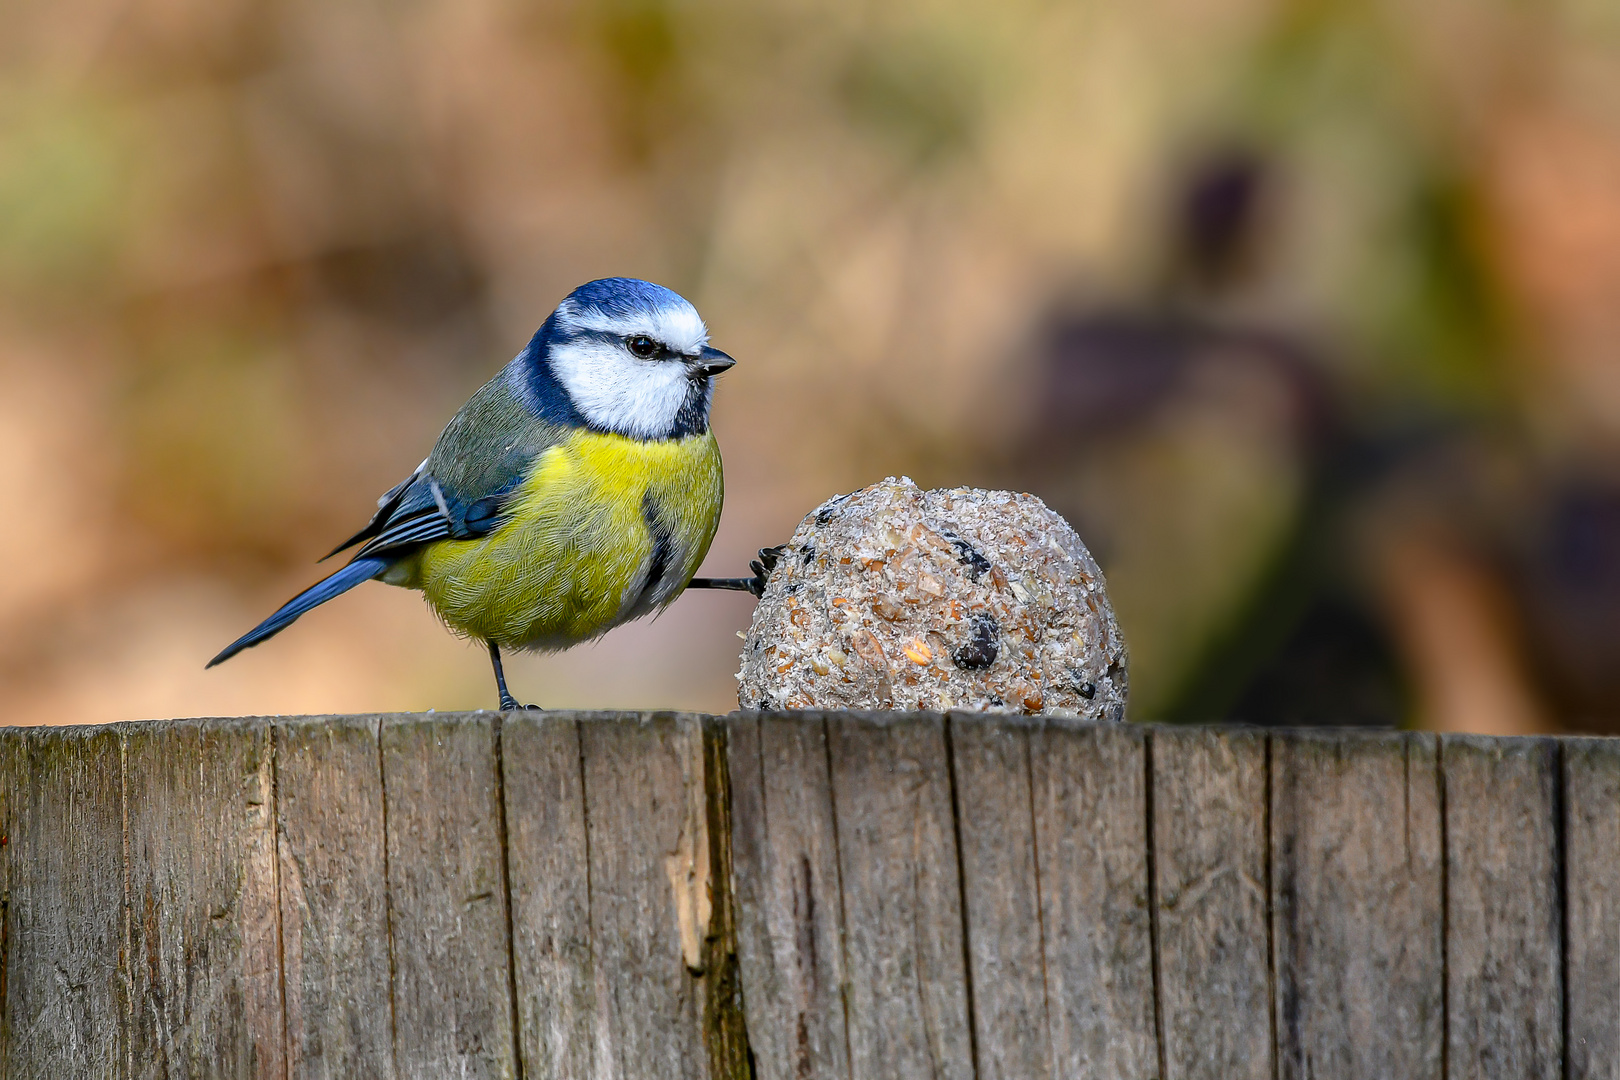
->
xmin=208 ymin=277 xmax=740 ymax=710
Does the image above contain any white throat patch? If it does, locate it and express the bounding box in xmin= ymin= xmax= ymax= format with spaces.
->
xmin=547 ymin=338 xmax=700 ymax=439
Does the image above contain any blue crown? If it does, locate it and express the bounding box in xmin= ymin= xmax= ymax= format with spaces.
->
xmin=562 ymin=277 xmax=692 ymax=323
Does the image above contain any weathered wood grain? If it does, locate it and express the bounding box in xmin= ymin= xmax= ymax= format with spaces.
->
xmin=0 ymin=725 xmax=129 ymax=1079
xmin=0 ymin=725 xmax=12 ymax=1076
xmin=379 ymin=713 xmax=516 ymax=1080
xmin=948 ymin=716 xmax=1050 ymax=1080
xmin=697 ymin=717 xmax=751 ymax=1079
xmin=274 ymin=715 xmax=394 ymax=1080
xmin=577 ymin=712 xmax=713 ymax=1079
xmin=501 ymin=712 xmax=595 ymax=1080
xmin=1028 ymin=719 xmax=1158 ymax=1080
xmin=726 ymin=713 xmax=850 ymax=1080
xmin=1442 ymin=734 xmax=1563 ymax=1080
xmin=1149 ymin=726 xmax=1271 ymax=1080
xmin=1270 ymin=730 xmax=1443 ymax=1080
xmin=1566 ymin=737 xmax=1620 ymax=1080
xmin=826 ymin=712 xmax=974 ymax=1080
xmin=123 ymin=717 xmax=285 ymax=1080
xmin=3 ymin=712 xmax=1619 ymax=1080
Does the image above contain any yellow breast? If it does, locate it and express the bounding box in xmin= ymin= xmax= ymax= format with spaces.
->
xmin=396 ymin=429 xmax=723 ymax=649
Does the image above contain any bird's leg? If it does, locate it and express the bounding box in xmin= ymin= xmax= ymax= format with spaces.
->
xmin=688 ymin=545 xmax=787 ymax=598
xmin=488 ymin=641 xmax=540 ymax=711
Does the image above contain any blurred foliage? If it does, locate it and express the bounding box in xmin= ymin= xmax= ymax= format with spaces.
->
xmin=838 ymin=35 xmax=980 ymax=164
xmin=0 ymin=91 xmax=128 ymax=296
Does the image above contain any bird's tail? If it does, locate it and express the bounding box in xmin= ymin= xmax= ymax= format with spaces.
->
xmin=207 ymin=556 xmax=391 ymax=668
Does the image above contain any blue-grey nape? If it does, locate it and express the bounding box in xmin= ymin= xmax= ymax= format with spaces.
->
xmin=515 ymin=321 xmax=590 ymax=430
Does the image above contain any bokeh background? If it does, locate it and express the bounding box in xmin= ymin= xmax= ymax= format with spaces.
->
xmin=3 ymin=0 xmax=1618 ymax=732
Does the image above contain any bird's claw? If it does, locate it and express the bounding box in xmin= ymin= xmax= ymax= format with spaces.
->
xmin=745 ymin=545 xmax=787 ymax=597
xmin=686 ymin=544 xmax=787 ymax=598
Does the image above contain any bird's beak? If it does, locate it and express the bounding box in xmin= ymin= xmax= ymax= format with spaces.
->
xmin=688 ymin=346 xmax=736 ymax=378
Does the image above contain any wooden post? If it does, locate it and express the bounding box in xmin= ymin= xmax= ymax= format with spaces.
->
xmin=1270 ymin=730 xmax=1443 ymax=1079
xmin=275 ymin=714 xmax=396 ymax=1080
xmin=1565 ymin=737 xmax=1620 ymax=1080
xmin=2 ymin=713 xmax=1618 ymax=1079
xmin=1442 ymin=735 xmax=1564 ymax=1080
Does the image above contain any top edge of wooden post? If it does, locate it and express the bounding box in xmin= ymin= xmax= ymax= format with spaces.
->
xmin=3 ymin=713 xmax=1615 ymax=744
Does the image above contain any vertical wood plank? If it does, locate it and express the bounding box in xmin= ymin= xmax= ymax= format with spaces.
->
xmin=698 ymin=715 xmax=752 ymax=1079
xmin=0 ymin=725 xmax=129 ymax=1079
xmin=1443 ymin=734 xmax=1563 ymax=1080
xmin=502 ymin=713 xmax=596 ymax=1080
xmin=274 ymin=715 xmax=395 ymax=1080
xmin=578 ymin=712 xmax=712 ymax=1079
xmin=949 ymin=716 xmax=1051 ymax=1080
xmin=124 ymin=717 xmax=285 ymax=1080
xmin=1029 ymin=720 xmax=1158 ymax=1080
xmin=1270 ymin=731 xmax=1443 ymax=1080
xmin=726 ymin=713 xmax=850 ymax=1080
xmin=1566 ymin=737 xmax=1620 ymax=1080
xmin=1150 ymin=726 xmax=1271 ymax=1080
xmin=380 ymin=713 xmax=517 ymax=1080
xmin=826 ymin=712 xmax=974 ymax=1080
xmin=0 ymin=725 xmax=11 ymax=1080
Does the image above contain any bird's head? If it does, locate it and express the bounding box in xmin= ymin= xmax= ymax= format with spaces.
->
xmin=519 ymin=277 xmax=735 ymax=440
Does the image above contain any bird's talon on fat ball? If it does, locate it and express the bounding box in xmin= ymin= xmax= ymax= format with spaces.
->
xmin=747 ymin=545 xmax=788 ymax=595
xmin=207 ymin=278 xmax=734 ymax=712
xmin=684 ymin=543 xmax=786 ymax=597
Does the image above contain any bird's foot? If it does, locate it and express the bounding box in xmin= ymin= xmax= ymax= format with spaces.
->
xmin=747 ymin=545 xmax=787 ymax=596
xmin=498 ymin=693 xmax=543 ymax=712
xmin=687 ymin=544 xmax=787 ymax=598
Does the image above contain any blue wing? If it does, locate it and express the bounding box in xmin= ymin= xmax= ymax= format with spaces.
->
xmin=348 ymin=472 xmax=519 ymax=559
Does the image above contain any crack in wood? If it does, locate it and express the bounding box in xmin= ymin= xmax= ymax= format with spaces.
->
xmin=701 ymin=720 xmax=756 ymax=1080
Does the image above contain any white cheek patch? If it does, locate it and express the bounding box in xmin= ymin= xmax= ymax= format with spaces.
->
xmin=555 ymin=301 xmax=709 ymax=356
xmin=547 ymin=339 xmax=693 ymax=439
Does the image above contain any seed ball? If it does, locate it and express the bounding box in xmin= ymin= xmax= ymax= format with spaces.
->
xmin=736 ymin=477 xmax=1128 ymax=718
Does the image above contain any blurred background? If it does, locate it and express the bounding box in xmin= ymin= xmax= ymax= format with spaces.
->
xmin=2 ymin=0 xmax=1617 ymax=732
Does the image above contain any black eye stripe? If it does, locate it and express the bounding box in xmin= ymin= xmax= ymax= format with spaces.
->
xmin=556 ymin=328 xmax=680 ymax=358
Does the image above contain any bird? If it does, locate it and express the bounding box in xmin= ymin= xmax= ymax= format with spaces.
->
xmin=208 ymin=277 xmax=752 ymax=710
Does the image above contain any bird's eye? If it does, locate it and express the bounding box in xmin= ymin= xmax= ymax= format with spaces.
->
xmin=626 ymin=335 xmax=659 ymax=359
